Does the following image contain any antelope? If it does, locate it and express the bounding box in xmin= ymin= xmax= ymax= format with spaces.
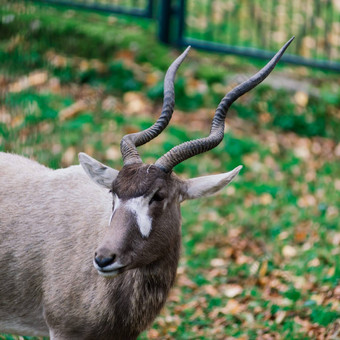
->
xmin=0 ymin=38 xmax=293 ymax=340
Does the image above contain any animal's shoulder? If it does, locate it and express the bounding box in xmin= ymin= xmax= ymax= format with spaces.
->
xmin=0 ymin=152 xmax=52 ymax=173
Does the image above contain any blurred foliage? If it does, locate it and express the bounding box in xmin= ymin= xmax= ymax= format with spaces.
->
xmin=0 ymin=1 xmax=339 ymax=340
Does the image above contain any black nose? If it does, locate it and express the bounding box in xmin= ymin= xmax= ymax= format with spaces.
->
xmin=94 ymin=253 xmax=116 ymax=268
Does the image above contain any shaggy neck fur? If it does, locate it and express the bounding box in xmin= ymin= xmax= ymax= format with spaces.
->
xmin=97 ymin=240 xmax=181 ymax=340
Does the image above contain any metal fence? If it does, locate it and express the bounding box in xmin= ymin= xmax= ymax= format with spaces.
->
xmin=35 ymin=0 xmax=340 ymax=71
xmin=35 ymin=0 xmax=154 ymax=17
xmin=173 ymin=0 xmax=340 ymax=71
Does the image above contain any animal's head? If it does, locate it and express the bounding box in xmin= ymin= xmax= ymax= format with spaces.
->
xmin=79 ymin=38 xmax=294 ymax=278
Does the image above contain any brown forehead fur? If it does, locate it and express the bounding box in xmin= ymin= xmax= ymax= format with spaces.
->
xmin=111 ymin=164 xmax=172 ymax=199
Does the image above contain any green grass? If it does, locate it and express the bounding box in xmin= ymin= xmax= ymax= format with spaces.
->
xmin=0 ymin=1 xmax=339 ymax=339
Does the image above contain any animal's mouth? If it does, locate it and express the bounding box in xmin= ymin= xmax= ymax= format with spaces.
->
xmin=93 ymin=259 xmax=127 ymax=278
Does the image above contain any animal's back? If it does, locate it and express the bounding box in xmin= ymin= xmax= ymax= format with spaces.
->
xmin=0 ymin=152 xmax=112 ymax=337
xmin=0 ymin=153 xmax=52 ymax=335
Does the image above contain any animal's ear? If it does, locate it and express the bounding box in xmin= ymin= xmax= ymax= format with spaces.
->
xmin=180 ymin=165 xmax=242 ymax=202
xmin=79 ymin=152 xmax=119 ymax=189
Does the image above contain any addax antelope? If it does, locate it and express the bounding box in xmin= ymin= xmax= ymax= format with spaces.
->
xmin=0 ymin=38 xmax=293 ymax=339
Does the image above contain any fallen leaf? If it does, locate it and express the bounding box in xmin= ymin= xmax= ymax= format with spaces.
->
xmin=105 ymin=146 xmax=120 ymax=161
xmin=298 ymin=194 xmax=317 ymax=208
xmin=204 ymin=285 xmax=219 ymax=296
xmin=123 ymin=92 xmax=150 ymax=115
xmin=147 ymin=329 xmax=160 ymax=339
xmin=9 ymin=71 xmax=48 ymax=92
xmin=59 ymin=100 xmax=87 ymax=121
xmin=294 ymin=228 xmax=308 ymax=243
xmin=210 ymin=258 xmax=227 ymax=267
xmin=294 ymin=91 xmax=309 ymax=107
xmin=282 ymin=245 xmax=297 ymax=258
xmin=259 ymin=193 xmax=273 ymax=205
xmin=275 ymin=310 xmax=286 ymax=324
xmin=223 ymin=284 xmax=243 ymax=298
xmin=308 ymin=258 xmax=320 ymax=267
xmin=220 ymin=299 xmax=243 ymax=315
xmin=310 ymin=294 xmax=323 ymax=305
xmin=62 ymin=147 xmax=76 ymax=166
xmin=259 ymin=260 xmax=268 ymax=277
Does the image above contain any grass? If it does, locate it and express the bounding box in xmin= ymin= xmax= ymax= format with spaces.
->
xmin=0 ymin=1 xmax=339 ymax=339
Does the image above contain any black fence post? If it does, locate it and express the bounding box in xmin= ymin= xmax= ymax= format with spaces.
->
xmin=176 ymin=0 xmax=186 ymax=46
xmin=158 ymin=0 xmax=172 ymax=44
xmin=158 ymin=0 xmax=185 ymax=46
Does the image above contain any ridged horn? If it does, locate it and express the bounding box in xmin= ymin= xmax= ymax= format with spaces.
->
xmin=155 ymin=37 xmax=294 ymax=173
xmin=120 ymin=46 xmax=191 ymax=165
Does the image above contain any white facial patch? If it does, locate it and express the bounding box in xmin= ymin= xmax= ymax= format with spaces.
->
xmin=125 ymin=196 xmax=152 ymax=238
xmin=109 ymin=194 xmax=121 ymax=226
xmin=109 ymin=194 xmax=153 ymax=238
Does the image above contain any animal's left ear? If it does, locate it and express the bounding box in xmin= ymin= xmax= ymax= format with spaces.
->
xmin=79 ymin=152 xmax=119 ymax=189
xmin=180 ymin=165 xmax=242 ymax=202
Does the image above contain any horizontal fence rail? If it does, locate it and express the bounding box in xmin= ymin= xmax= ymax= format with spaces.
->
xmin=34 ymin=0 xmax=154 ymax=18
xmin=177 ymin=0 xmax=340 ymax=71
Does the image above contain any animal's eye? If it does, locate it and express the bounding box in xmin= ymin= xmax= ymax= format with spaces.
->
xmin=149 ymin=192 xmax=164 ymax=205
